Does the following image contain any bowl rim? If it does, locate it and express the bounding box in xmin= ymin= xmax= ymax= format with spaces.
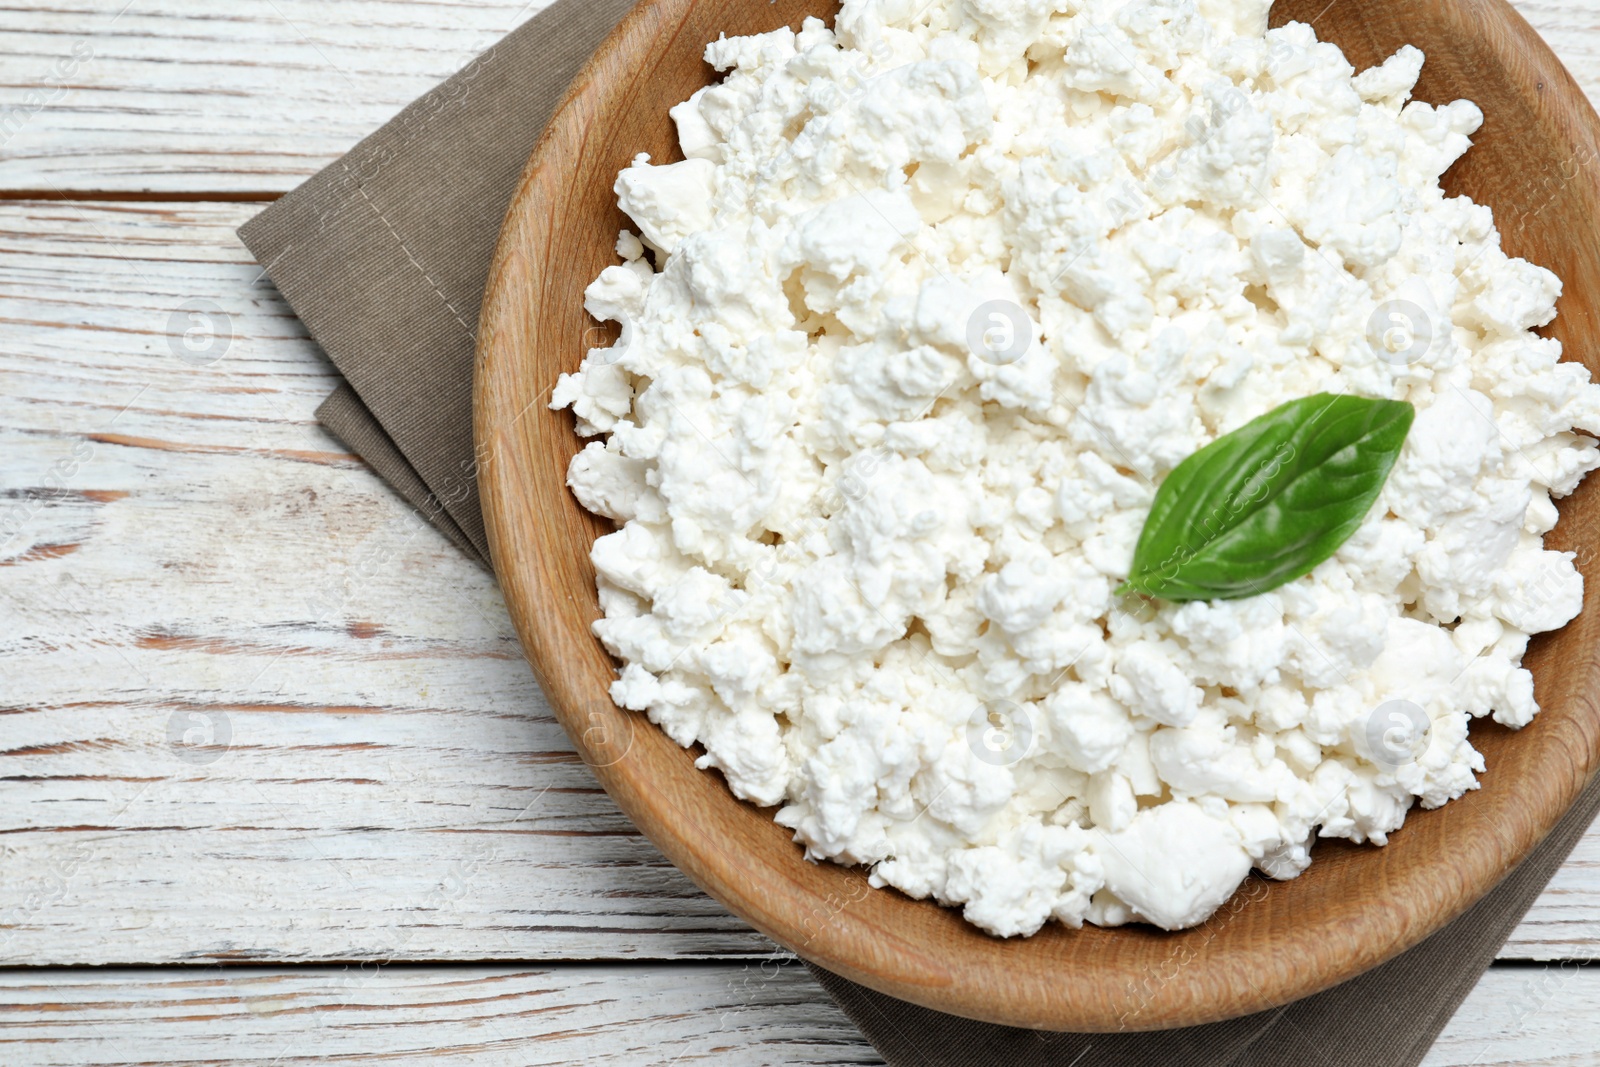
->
xmin=475 ymin=0 xmax=1600 ymax=1031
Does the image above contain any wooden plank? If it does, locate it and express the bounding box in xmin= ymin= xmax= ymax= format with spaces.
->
xmin=0 ymin=962 xmax=1594 ymax=1065
xmin=0 ymin=0 xmax=1595 ymax=194
xmin=1 ymin=198 xmax=1596 ymax=965
xmin=0 ymin=963 xmax=883 ymax=1066
xmin=0 ymin=0 xmax=553 ymax=195
xmin=1424 ymin=964 xmax=1600 ymax=1067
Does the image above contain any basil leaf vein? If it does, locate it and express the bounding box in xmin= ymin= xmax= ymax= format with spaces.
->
xmin=1116 ymin=393 xmax=1415 ymax=602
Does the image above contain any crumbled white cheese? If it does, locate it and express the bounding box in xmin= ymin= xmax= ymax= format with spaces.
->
xmin=554 ymin=0 xmax=1600 ymax=935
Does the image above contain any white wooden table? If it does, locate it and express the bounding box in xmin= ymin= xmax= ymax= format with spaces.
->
xmin=1 ymin=1 xmax=1597 ymax=1063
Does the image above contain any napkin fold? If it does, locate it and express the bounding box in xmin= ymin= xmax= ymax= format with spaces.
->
xmin=238 ymin=4 xmax=1600 ymax=1063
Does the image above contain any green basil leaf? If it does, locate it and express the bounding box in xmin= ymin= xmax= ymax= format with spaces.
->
xmin=1116 ymin=393 xmax=1415 ymax=602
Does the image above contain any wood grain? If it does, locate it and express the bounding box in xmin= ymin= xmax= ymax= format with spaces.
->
xmin=476 ymin=0 xmax=1600 ymax=1032
xmin=0 ymin=199 xmax=766 ymax=964
xmin=0 ymin=963 xmax=1595 ymax=1066
xmin=0 ymin=0 xmax=556 ymax=195
xmin=0 ymin=963 xmax=881 ymax=1066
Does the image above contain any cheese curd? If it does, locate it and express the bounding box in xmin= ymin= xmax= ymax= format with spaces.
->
xmin=553 ymin=0 xmax=1600 ymax=935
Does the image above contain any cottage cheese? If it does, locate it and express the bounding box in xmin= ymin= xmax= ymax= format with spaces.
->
xmin=553 ymin=0 xmax=1600 ymax=935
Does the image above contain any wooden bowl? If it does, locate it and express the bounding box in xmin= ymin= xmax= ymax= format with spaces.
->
xmin=476 ymin=0 xmax=1600 ymax=1031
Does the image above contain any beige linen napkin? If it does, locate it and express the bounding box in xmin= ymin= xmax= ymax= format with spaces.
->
xmin=238 ymin=3 xmax=1600 ymax=1063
